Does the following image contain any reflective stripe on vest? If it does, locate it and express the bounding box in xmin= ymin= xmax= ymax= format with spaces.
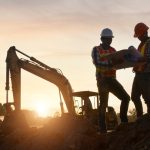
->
xmin=140 ymin=45 xmax=146 ymax=56
xmin=133 ymin=39 xmax=150 ymax=72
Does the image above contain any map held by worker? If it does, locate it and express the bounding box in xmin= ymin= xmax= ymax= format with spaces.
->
xmin=104 ymin=48 xmax=143 ymax=70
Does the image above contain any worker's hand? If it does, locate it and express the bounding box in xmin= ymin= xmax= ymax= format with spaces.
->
xmin=128 ymin=46 xmax=136 ymax=51
xmin=124 ymin=46 xmax=143 ymax=62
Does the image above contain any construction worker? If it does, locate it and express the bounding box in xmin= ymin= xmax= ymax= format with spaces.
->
xmin=81 ymin=96 xmax=93 ymax=117
xmin=131 ymin=22 xmax=150 ymax=118
xmin=91 ymin=28 xmax=130 ymax=133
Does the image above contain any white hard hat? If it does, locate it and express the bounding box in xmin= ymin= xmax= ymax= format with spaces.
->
xmin=100 ymin=28 xmax=114 ymax=38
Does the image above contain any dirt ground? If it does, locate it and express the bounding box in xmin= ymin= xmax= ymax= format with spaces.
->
xmin=0 ymin=113 xmax=150 ymax=150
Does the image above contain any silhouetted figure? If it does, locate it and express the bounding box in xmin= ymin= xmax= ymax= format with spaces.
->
xmin=81 ymin=96 xmax=93 ymax=117
xmin=106 ymin=106 xmax=118 ymax=130
xmin=131 ymin=22 xmax=150 ymax=118
xmin=91 ymin=28 xmax=130 ymax=133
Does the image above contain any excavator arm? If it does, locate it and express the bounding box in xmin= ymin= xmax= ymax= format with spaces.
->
xmin=6 ymin=46 xmax=75 ymax=114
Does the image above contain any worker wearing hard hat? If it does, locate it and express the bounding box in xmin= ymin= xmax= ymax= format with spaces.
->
xmin=131 ymin=22 xmax=150 ymax=118
xmin=91 ymin=28 xmax=130 ymax=133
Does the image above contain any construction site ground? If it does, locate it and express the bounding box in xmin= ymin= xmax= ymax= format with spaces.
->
xmin=0 ymin=113 xmax=150 ymax=150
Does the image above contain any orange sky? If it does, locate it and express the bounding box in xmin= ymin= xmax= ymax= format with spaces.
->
xmin=0 ymin=0 xmax=150 ymax=116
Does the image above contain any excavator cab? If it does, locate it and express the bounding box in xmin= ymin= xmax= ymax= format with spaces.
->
xmin=72 ymin=91 xmax=99 ymax=125
xmin=72 ymin=91 xmax=118 ymax=130
xmin=72 ymin=91 xmax=98 ymax=113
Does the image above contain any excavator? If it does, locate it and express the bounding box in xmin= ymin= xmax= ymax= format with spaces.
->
xmin=5 ymin=46 xmax=75 ymax=114
xmin=1 ymin=46 xmax=118 ymax=133
xmin=1 ymin=46 xmax=76 ymax=132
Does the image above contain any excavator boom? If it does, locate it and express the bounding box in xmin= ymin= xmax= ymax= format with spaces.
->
xmin=6 ymin=46 xmax=75 ymax=114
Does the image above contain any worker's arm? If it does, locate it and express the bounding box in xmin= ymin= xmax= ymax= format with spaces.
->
xmin=145 ymin=40 xmax=150 ymax=62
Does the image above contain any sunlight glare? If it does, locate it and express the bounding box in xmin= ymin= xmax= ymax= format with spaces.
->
xmin=35 ymin=102 xmax=50 ymax=117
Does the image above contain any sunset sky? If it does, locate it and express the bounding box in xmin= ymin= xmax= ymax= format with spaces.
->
xmin=0 ymin=0 xmax=150 ymax=116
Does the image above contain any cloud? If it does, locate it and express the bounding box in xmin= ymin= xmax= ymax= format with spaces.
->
xmin=0 ymin=0 xmax=150 ymax=42
xmin=0 ymin=0 xmax=150 ymax=27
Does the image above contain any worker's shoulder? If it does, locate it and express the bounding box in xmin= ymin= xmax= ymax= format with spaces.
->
xmin=110 ymin=46 xmax=116 ymax=52
xmin=91 ymin=46 xmax=98 ymax=54
xmin=92 ymin=46 xmax=98 ymax=50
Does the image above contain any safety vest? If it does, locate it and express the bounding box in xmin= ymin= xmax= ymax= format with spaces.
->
xmin=133 ymin=39 xmax=150 ymax=72
xmin=96 ymin=46 xmax=116 ymax=77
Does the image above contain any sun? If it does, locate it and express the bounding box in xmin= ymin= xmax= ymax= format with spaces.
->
xmin=35 ymin=102 xmax=50 ymax=117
